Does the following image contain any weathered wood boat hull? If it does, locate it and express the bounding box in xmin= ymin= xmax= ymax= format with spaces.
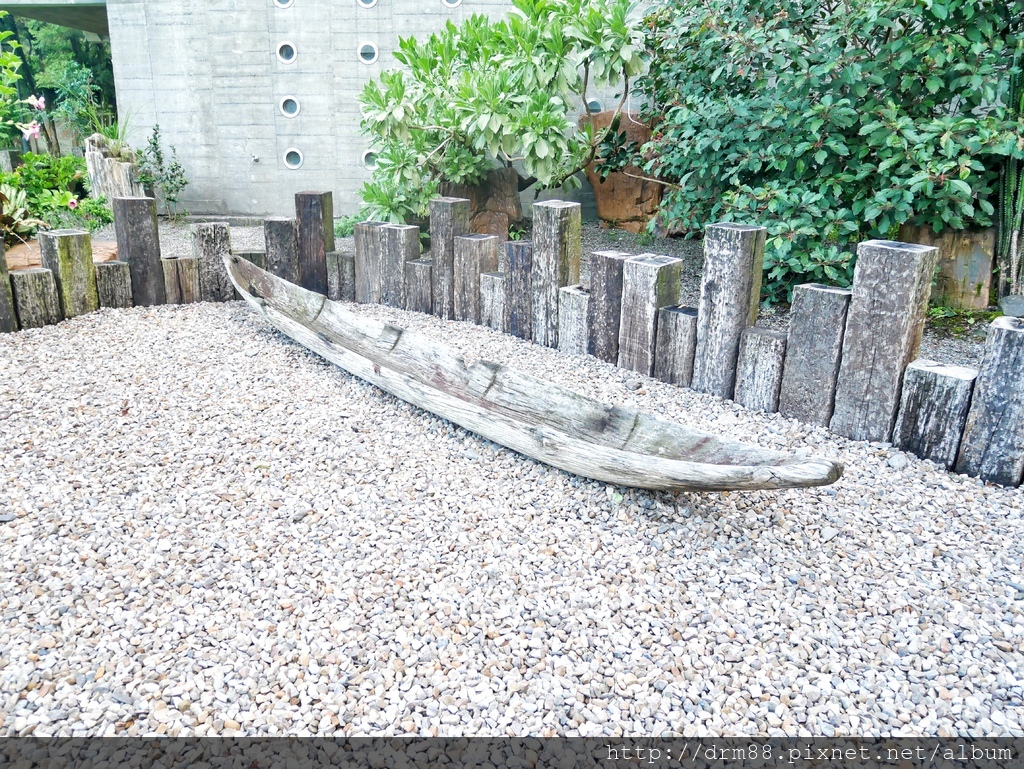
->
xmin=225 ymin=254 xmax=843 ymax=492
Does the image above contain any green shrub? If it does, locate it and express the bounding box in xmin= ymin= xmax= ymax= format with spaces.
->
xmin=333 ymin=213 xmax=363 ymax=239
xmin=633 ymin=0 xmax=1024 ymax=304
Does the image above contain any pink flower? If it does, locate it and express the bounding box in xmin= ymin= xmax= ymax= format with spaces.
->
xmin=36 ymin=96 xmax=45 ymax=110
xmin=26 ymin=95 xmax=44 ymax=110
xmin=68 ymin=199 xmax=78 ymax=210
xmin=20 ymin=121 xmax=40 ymax=140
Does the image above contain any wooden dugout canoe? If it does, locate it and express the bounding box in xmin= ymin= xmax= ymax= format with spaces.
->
xmin=225 ymin=254 xmax=843 ymax=492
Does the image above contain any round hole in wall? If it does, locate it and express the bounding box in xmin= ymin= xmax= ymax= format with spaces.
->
xmin=273 ymin=0 xmax=294 ymax=8
xmin=586 ymin=99 xmax=604 ymax=113
xmin=284 ymin=148 xmax=304 ymax=169
xmin=277 ymin=41 xmax=297 ymax=63
xmin=362 ymin=150 xmax=378 ymax=170
xmin=358 ymin=42 xmax=379 ymax=64
xmin=280 ymin=96 xmax=301 ymax=117
xmin=356 ymin=0 xmax=378 ymax=7
xmin=441 ymin=0 xmax=463 ymax=7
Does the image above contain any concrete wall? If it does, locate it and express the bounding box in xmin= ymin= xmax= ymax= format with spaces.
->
xmin=107 ymin=0 xmax=519 ymax=217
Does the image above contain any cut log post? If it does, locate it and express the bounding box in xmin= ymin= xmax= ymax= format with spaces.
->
xmin=191 ymin=222 xmax=234 ymax=302
xmin=162 ymin=259 xmax=181 ymax=304
xmin=778 ymin=284 xmax=852 ymax=426
xmin=264 ymin=217 xmax=299 ymax=283
xmin=429 ymin=197 xmax=471 ymax=320
xmin=381 ymin=224 xmax=419 ymax=308
xmin=38 ymin=229 xmax=99 ymax=319
xmin=10 ymin=268 xmax=61 ymax=328
xmin=617 ymin=254 xmax=682 ymax=376
xmin=327 ymin=251 xmax=356 ymax=302
xmin=454 ymin=234 xmax=500 ymax=323
xmin=95 ymin=261 xmax=133 ymax=309
xmin=112 ymin=196 xmax=164 ymax=306
xmin=405 ymin=259 xmax=433 ymax=314
xmin=531 ymin=200 xmax=582 ymax=347
xmin=234 ymin=251 xmax=266 ymax=270
xmin=830 ymin=240 xmax=939 ymax=442
xmin=480 ymin=272 xmax=508 ymax=333
xmin=692 ymin=223 xmax=766 ymax=400
xmin=354 ymin=220 xmax=387 ymax=304
xmin=163 ymin=258 xmax=199 ymax=305
xmin=558 ymin=285 xmax=590 ymax=355
xmin=654 ymin=306 xmax=698 ymax=387
xmin=893 ymin=360 xmax=977 ymax=470
xmin=505 ymin=241 xmax=533 ymax=340
xmin=0 ymin=242 xmax=18 ymax=332
xmin=294 ymin=191 xmax=334 ymax=295
xmin=588 ymin=250 xmax=631 ymax=364
xmin=734 ymin=328 xmax=788 ymax=413
xmin=955 ymin=317 xmax=1024 ymax=486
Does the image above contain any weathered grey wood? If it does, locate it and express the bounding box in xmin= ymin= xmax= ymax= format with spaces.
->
xmin=95 ymin=261 xmax=133 ymax=309
xmin=111 ymin=196 xmax=164 ymax=307
xmin=38 ymin=229 xmax=99 ymax=319
xmin=531 ymin=200 xmax=582 ymax=347
xmin=164 ymin=257 xmax=200 ymax=305
xmin=405 ymin=259 xmax=433 ymax=314
xmin=558 ymin=285 xmax=590 ymax=355
xmin=480 ymin=272 xmax=508 ymax=333
xmin=429 ymin=197 xmax=471 ymax=320
xmin=778 ymin=284 xmax=852 ymax=426
xmin=234 ymin=251 xmax=266 ymax=270
xmin=955 ymin=317 xmax=1024 ymax=486
xmin=191 ymin=222 xmax=234 ymax=302
xmin=692 ymin=223 xmax=766 ymax=400
xmin=893 ymin=360 xmax=977 ymax=470
xmin=10 ymin=268 xmax=61 ymax=329
xmin=588 ymin=250 xmax=631 ymax=363
xmin=225 ymin=254 xmax=845 ymax=492
xmin=162 ymin=259 xmax=181 ymax=304
xmin=327 ymin=251 xmax=356 ymax=302
xmin=454 ymin=234 xmax=499 ymax=323
xmin=654 ymin=306 xmax=698 ymax=387
xmin=354 ymin=221 xmax=387 ymax=304
xmin=0 ymin=241 xmax=19 ymax=332
xmin=830 ymin=240 xmax=939 ymax=442
xmin=381 ymin=224 xmax=419 ymax=308
xmin=294 ymin=191 xmax=334 ymax=295
xmin=734 ymin=328 xmax=788 ymax=413
xmin=505 ymin=241 xmax=533 ymax=340
xmin=617 ymin=254 xmax=682 ymax=376
xmin=264 ymin=217 xmax=299 ymax=284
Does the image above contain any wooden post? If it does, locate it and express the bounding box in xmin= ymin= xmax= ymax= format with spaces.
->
xmin=381 ymin=224 xmax=419 ymax=308
xmin=480 ymin=272 xmax=508 ymax=333
xmin=617 ymin=254 xmax=682 ymax=376
xmin=234 ymin=251 xmax=266 ymax=270
xmin=955 ymin=317 xmax=1024 ymax=486
xmin=163 ymin=258 xmax=200 ymax=305
xmin=264 ymin=217 xmax=299 ymax=283
xmin=38 ymin=229 xmax=99 ymax=319
xmin=778 ymin=284 xmax=852 ymax=426
xmin=0 ymin=242 xmax=19 ymax=332
xmin=10 ymin=268 xmax=61 ymax=328
xmin=734 ymin=328 xmax=787 ymax=413
xmin=505 ymin=241 xmax=533 ymax=340
xmin=405 ymin=259 xmax=433 ymax=314
xmin=892 ymin=360 xmax=977 ymax=470
xmin=294 ymin=191 xmax=334 ymax=295
xmin=558 ymin=285 xmax=590 ymax=355
xmin=327 ymin=251 xmax=356 ymax=302
xmin=429 ymin=197 xmax=471 ymax=320
xmin=112 ymin=196 xmax=164 ymax=307
xmin=354 ymin=221 xmax=387 ymax=304
xmin=454 ymin=234 xmax=499 ymax=323
xmin=830 ymin=240 xmax=939 ymax=442
xmin=588 ymin=250 xmax=631 ymax=364
xmin=162 ymin=259 xmax=181 ymax=304
xmin=653 ymin=306 xmax=698 ymax=387
xmin=692 ymin=223 xmax=766 ymax=400
xmin=191 ymin=222 xmax=234 ymax=302
xmin=95 ymin=261 xmax=133 ymax=309
xmin=531 ymin=200 xmax=581 ymax=347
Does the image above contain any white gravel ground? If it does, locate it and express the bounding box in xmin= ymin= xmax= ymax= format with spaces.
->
xmin=0 ymin=300 xmax=1022 ymax=739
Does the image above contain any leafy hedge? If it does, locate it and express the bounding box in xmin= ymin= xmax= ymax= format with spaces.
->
xmin=634 ymin=0 xmax=1024 ymax=303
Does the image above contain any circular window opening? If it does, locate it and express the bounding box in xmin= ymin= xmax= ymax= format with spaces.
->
xmin=280 ymin=96 xmax=301 ymax=118
xmin=277 ymin=41 xmax=297 ymax=64
xmin=273 ymin=0 xmax=294 ymax=7
xmin=358 ymin=42 xmax=379 ymax=64
xmin=586 ymin=99 xmax=604 ymax=113
xmin=356 ymin=0 xmax=378 ymax=6
xmin=284 ymin=148 xmax=304 ymax=169
xmin=362 ymin=150 xmax=378 ymax=170
xmin=441 ymin=0 xmax=462 ymax=7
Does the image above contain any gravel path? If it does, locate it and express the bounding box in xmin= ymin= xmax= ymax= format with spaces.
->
xmin=0 ymin=300 xmax=1022 ymax=738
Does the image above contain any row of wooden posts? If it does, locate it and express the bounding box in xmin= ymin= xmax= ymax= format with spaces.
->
xmin=1 ymin=189 xmax=1021 ymax=488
